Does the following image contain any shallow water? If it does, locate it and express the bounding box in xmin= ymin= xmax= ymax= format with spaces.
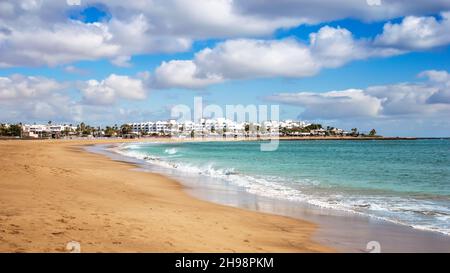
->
xmin=115 ymin=139 xmax=450 ymax=236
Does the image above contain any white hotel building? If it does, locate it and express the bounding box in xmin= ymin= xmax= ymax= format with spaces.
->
xmin=22 ymin=124 xmax=78 ymax=138
xmin=129 ymin=119 xmax=312 ymax=137
xmin=19 ymin=119 xmax=343 ymax=138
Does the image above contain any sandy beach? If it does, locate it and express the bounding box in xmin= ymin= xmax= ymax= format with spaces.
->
xmin=0 ymin=139 xmax=331 ymax=253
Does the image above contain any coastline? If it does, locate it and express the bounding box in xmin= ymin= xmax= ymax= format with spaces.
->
xmin=2 ymin=135 xmax=438 ymax=142
xmin=95 ymin=140 xmax=450 ymax=253
xmin=0 ymin=139 xmax=331 ymax=253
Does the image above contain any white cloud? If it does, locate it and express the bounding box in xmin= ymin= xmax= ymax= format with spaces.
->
xmin=0 ymin=73 xmax=150 ymax=122
xmin=0 ymin=74 xmax=81 ymax=122
xmin=365 ymin=84 xmax=440 ymax=116
xmin=419 ymin=70 xmax=450 ymax=84
xmin=110 ymin=56 xmax=132 ymax=68
xmin=82 ymin=0 xmax=450 ymax=28
xmin=196 ymin=38 xmax=322 ymax=79
xmin=309 ymin=26 xmax=369 ymax=68
xmin=1 ymin=0 xmax=449 ymax=67
xmin=375 ymin=12 xmax=450 ymax=50
xmin=0 ymin=0 xmax=299 ymax=67
xmin=154 ymin=60 xmax=224 ymax=89
xmin=267 ymin=70 xmax=450 ymax=120
xmin=428 ymin=89 xmax=450 ymax=104
xmin=233 ymin=0 xmax=450 ymax=24
xmin=267 ymin=89 xmax=383 ymax=119
xmin=26 ymin=94 xmax=82 ymax=122
xmin=64 ymin=65 xmax=87 ymax=75
xmin=0 ymin=8 xmax=191 ymax=67
xmin=81 ymin=74 xmax=147 ymax=105
xmin=151 ymin=30 xmax=344 ymax=88
xmin=140 ymin=0 xmax=300 ymax=38
xmin=421 ymin=70 xmax=450 ymax=104
xmin=0 ymin=21 xmax=119 ymax=67
xmin=153 ymin=10 xmax=450 ymax=90
xmin=152 ymin=25 xmax=404 ymax=89
xmin=0 ymin=74 xmax=64 ymax=100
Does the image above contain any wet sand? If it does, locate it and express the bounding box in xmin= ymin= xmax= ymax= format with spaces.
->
xmin=93 ymin=140 xmax=450 ymax=253
xmin=0 ymin=139 xmax=330 ymax=253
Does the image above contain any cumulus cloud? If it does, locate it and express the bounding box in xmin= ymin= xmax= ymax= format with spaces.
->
xmin=153 ymin=10 xmax=450 ymax=90
xmin=0 ymin=0 xmax=298 ymax=67
xmin=365 ymin=84 xmax=440 ymax=116
xmin=151 ymin=25 xmax=404 ymax=89
xmin=0 ymin=74 xmax=64 ymax=100
xmin=0 ymin=73 xmax=149 ymax=123
xmin=421 ymin=70 xmax=450 ymax=104
xmin=0 ymin=14 xmax=191 ymax=67
xmin=419 ymin=70 xmax=450 ymax=84
xmin=81 ymin=74 xmax=147 ymax=105
xmin=267 ymin=89 xmax=383 ymax=119
xmin=267 ymin=70 xmax=450 ymax=120
xmin=0 ymin=3 xmax=192 ymax=67
xmin=82 ymin=0 xmax=450 ymax=34
xmin=234 ymin=0 xmax=450 ymax=24
xmin=153 ymin=60 xmax=224 ymax=89
xmin=151 ymin=29 xmax=344 ymax=88
xmin=195 ymin=38 xmax=322 ymax=79
xmin=309 ymin=27 xmax=362 ymax=68
xmin=1 ymin=0 xmax=450 ymax=67
xmin=76 ymin=0 xmax=450 ymax=38
xmin=0 ymin=74 xmax=81 ymax=122
xmin=428 ymin=89 xmax=450 ymax=104
xmin=375 ymin=12 xmax=450 ymax=50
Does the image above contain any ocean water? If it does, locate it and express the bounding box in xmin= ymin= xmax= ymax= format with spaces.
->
xmin=115 ymin=139 xmax=450 ymax=235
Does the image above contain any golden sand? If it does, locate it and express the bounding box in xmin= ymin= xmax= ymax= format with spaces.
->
xmin=0 ymin=139 xmax=332 ymax=253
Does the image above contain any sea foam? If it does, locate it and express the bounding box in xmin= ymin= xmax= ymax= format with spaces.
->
xmin=114 ymin=142 xmax=450 ymax=236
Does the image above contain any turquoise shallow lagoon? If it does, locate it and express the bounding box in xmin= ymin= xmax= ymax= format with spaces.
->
xmin=116 ymin=139 xmax=450 ymax=236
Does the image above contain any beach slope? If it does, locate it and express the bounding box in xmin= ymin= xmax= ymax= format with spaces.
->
xmin=0 ymin=140 xmax=330 ymax=253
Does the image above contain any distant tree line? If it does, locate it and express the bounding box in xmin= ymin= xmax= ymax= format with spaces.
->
xmin=1 ymin=121 xmax=379 ymax=139
xmin=0 ymin=123 xmax=22 ymax=137
xmin=280 ymin=123 xmax=324 ymax=136
xmin=0 ymin=121 xmax=138 ymax=139
xmin=279 ymin=124 xmax=379 ymax=137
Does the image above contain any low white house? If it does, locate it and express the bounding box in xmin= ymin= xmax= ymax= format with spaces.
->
xmin=22 ymin=124 xmax=77 ymax=138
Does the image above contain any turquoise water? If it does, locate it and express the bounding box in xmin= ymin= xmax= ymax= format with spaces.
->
xmin=117 ymin=139 xmax=450 ymax=235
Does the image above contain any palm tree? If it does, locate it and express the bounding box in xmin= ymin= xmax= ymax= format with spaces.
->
xmin=8 ymin=124 xmax=22 ymax=137
xmin=369 ymin=129 xmax=377 ymax=136
xmin=78 ymin=122 xmax=86 ymax=136
xmin=104 ymin=126 xmax=115 ymax=137
xmin=0 ymin=123 xmax=6 ymax=136
xmin=64 ymin=127 xmax=71 ymax=137
xmin=120 ymin=124 xmax=132 ymax=135
xmin=244 ymin=124 xmax=250 ymax=136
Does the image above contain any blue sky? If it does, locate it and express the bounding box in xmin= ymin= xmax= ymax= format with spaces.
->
xmin=1 ymin=1 xmax=450 ymax=136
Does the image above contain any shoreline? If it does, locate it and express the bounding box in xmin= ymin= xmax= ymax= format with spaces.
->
xmin=0 ymin=139 xmax=331 ymax=253
xmin=96 ymin=139 xmax=450 ymax=253
xmin=3 ymin=135 xmax=446 ymax=142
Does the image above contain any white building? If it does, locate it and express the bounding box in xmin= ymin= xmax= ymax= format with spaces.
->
xmin=128 ymin=119 xmax=344 ymax=138
xmin=22 ymin=124 xmax=77 ymax=138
